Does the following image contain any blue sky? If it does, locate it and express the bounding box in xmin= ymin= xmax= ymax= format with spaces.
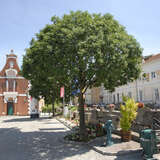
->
xmin=0 ymin=0 xmax=160 ymax=69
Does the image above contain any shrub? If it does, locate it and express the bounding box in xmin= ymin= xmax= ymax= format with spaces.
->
xmin=68 ymin=105 xmax=77 ymax=112
xmin=64 ymin=123 xmax=105 ymax=142
xmin=120 ymin=97 xmax=138 ymax=131
xmin=42 ymin=105 xmax=52 ymax=113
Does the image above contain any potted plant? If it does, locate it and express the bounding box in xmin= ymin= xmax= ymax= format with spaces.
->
xmin=120 ymin=97 xmax=138 ymax=141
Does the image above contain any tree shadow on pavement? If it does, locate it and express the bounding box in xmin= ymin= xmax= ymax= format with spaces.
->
xmin=2 ymin=116 xmax=52 ymax=123
xmin=39 ymin=128 xmax=66 ymax=131
xmin=0 ymin=117 xmax=143 ymax=160
xmin=0 ymin=127 xmax=94 ymax=160
xmin=88 ymin=135 xmax=143 ymax=159
xmin=115 ymin=150 xmax=142 ymax=160
xmin=89 ymin=135 xmax=121 ymax=147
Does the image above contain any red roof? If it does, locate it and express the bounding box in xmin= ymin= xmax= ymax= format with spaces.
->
xmin=145 ymin=53 xmax=160 ymax=63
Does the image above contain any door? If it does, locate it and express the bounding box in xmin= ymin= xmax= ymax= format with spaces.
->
xmin=7 ymin=102 xmax=14 ymax=115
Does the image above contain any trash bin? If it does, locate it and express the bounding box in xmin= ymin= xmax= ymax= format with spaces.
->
xmin=140 ymin=129 xmax=157 ymax=159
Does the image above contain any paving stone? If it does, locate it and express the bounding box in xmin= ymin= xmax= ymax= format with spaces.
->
xmin=0 ymin=116 xmax=160 ymax=160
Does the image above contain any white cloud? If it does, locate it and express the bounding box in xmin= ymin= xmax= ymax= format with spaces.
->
xmin=143 ymin=48 xmax=160 ymax=56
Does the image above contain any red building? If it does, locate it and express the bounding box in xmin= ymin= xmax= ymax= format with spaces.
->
xmin=0 ymin=50 xmax=29 ymax=115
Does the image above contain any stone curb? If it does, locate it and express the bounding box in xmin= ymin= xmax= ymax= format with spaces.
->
xmin=90 ymin=146 xmax=142 ymax=156
xmin=56 ymin=117 xmax=142 ymax=156
xmin=56 ymin=117 xmax=73 ymax=130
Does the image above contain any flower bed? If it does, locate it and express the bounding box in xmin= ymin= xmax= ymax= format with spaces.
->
xmin=138 ymin=102 xmax=144 ymax=108
xmin=64 ymin=123 xmax=105 ymax=142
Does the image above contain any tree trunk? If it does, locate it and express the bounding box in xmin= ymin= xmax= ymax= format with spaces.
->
xmin=78 ymin=91 xmax=87 ymax=141
xmin=52 ymin=97 xmax=55 ymax=117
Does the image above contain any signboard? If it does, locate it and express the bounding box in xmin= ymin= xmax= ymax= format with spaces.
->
xmin=60 ymin=87 xmax=64 ymax=98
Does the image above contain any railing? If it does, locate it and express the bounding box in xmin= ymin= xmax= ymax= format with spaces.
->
xmin=153 ymin=117 xmax=160 ymax=130
xmin=152 ymin=117 xmax=160 ymax=153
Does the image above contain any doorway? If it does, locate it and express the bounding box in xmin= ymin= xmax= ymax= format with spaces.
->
xmin=7 ymin=102 xmax=14 ymax=115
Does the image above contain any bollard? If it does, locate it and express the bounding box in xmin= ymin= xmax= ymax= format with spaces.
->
xmin=140 ymin=129 xmax=157 ymax=160
xmin=104 ymin=120 xmax=114 ymax=146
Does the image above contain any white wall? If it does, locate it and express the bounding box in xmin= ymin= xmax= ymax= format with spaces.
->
xmin=85 ymin=57 xmax=160 ymax=105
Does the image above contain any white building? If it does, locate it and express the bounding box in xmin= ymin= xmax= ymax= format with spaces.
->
xmin=85 ymin=54 xmax=160 ymax=105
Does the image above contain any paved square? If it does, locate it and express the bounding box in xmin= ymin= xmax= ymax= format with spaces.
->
xmin=0 ymin=116 xmax=159 ymax=160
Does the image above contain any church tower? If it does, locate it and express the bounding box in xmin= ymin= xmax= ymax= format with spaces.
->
xmin=0 ymin=50 xmax=29 ymax=115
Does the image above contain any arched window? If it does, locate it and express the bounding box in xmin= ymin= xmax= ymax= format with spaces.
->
xmin=5 ymin=69 xmax=17 ymax=77
xmin=8 ymin=79 xmax=14 ymax=92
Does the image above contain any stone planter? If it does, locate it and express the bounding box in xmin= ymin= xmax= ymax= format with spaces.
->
xmin=108 ymin=104 xmax=115 ymax=113
xmin=109 ymin=107 xmax=114 ymax=113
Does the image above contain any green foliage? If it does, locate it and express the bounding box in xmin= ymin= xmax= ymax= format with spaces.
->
xmin=64 ymin=123 xmax=105 ymax=142
xmin=54 ymin=101 xmax=62 ymax=109
xmin=42 ymin=106 xmax=47 ymax=113
xmin=142 ymin=73 xmax=146 ymax=78
xmin=68 ymin=105 xmax=77 ymax=112
xmin=42 ymin=105 xmax=52 ymax=113
xmin=21 ymin=11 xmax=143 ymax=139
xmin=42 ymin=102 xmax=62 ymax=114
xmin=120 ymin=97 xmax=138 ymax=131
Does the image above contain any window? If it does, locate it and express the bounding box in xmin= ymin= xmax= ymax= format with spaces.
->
xmin=113 ymin=95 xmax=116 ymax=103
xmin=139 ymin=90 xmax=143 ymax=101
xmin=128 ymin=92 xmax=132 ymax=98
xmin=13 ymin=80 xmax=16 ymax=91
xmin=109 ymin=95 xmax=112 ymax=103
xmin=8 ymin=79 xmax=14 ymax=92
xmin=117 ymin=93 xmax=119 ymax=103
xmin=6 ymin=80 xmax=8 ymax=91
xmin=9 ymin=61 xmax=14 ymax=68
xmin=143 ymin=73 xmax=150 ymax=81
xmin=155 ymin=88 xmax=159 ymax=101
xmin=151 ymin=72 xmax=156 ymax=79
xmin=6 ymin=69 xmax=17 ymax=77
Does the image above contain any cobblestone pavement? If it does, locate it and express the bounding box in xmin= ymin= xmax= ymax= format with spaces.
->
xmin=0 ymin=116 xmax=159 ymax=160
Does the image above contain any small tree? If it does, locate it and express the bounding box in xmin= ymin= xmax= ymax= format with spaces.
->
xmin=22 ymin=48 xmax=71 ymax=116
xmin=120 ymin=97 xmax=138 ymax=131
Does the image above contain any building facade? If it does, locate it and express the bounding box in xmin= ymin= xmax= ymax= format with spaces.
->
xmin=85 ymin=54 xmax=160 ymax=105
xmin=0 ymin=50 xmax=29 ymax=115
